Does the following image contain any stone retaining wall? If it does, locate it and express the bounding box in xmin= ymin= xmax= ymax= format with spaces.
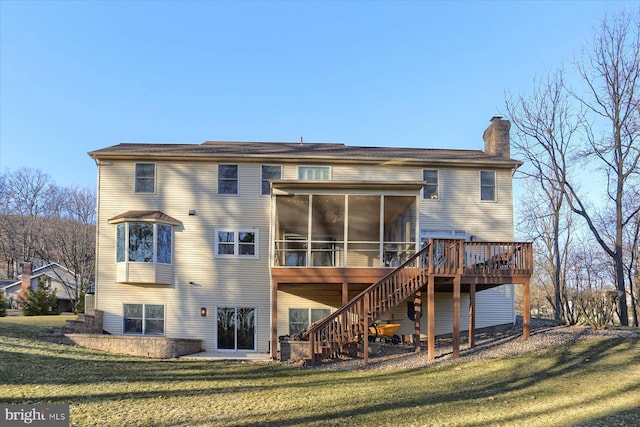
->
xmin=65 ymin=334 xmax=202 ymax=359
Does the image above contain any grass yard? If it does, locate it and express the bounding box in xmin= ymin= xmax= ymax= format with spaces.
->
xmin=0 ymin=316 xmax=639 ymax=426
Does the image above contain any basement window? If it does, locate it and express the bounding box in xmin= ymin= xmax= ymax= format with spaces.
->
xmin=123 ymin=303 xmax=165 ymax=335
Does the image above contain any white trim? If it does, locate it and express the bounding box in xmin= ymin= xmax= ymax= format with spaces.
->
xmin=217 ymin=163 xmax=239 ymax=195
xmin=480 ymin=170 xmax=497 ymax=202
xmin=261 ymin=164 xmax=282 ymax=196
xmin=122 ymin=303 xmax=166 ymax=336
xmin=115 ymin=222 xmax=174 ymax=264
xmin=214 ymin=228 xmax=259 ymax=259
xmin=422 ymin=168 xmax=440 ymax=200
xmin=215 ymin=306 xmax=258 ymax=353
xmin=134 ymin=162 xmax=156 ymax=194
xmin=297 ymin=165 xmax=332 ymax=180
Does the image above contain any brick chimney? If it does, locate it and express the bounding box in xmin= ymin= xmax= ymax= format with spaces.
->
xmin=483 ymin=116 xmax=511 ymax=158
xmin=19 ymin=262 xmax=32 ymax=298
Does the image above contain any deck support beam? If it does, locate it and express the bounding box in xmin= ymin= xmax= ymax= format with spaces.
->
xmin=452 ymin=275 xmax=460 ymax=358
xmin=414 ymin=289 xmax=422 ymax=353
xmin=427 ymin=274 xmax=435 ymax=361
xmin=469 ymin=283 xmax=476 ymax=348
xmin=523 ymin=279 xmax=530 ymax=340
xmin=363 ymin=293 xmax=369 ymax=367
xmin=271 ymin=280 xmax=279 ymax=360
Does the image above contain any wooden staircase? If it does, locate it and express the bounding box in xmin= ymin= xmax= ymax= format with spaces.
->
xmin=305 ymin=240 xmax=437 ymax=365
xmin=304 ymin=239 xmax=533 ymax=365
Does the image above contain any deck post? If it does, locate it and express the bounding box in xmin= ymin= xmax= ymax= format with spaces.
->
xmin=427 ymin=274 xmax=435 ymax=361
xmin=523 ymin=279 xmax=530 ymax=340
xmin=468 ymin=282 xmax=476 ymax=348
xmin=363 ymin=293 xmax=369 ymax=367
xmin=452 ymin=240 xmax=463 ymax=358
xmin=271 ymin=280 xmax=279 ymax=360
xmin=452 ymin=275 xmax=460 ymax=358
xmin=341 ymin=282 xmax=349 ymax=306
xmin=414 ymin=289 xmax=422 ymax=353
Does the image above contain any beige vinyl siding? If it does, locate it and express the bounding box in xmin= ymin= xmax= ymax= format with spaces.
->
xmin=475 ymin=285 xmax=516 ymax=327
xmin=277 ymin=290 xmax=341 ymax=336
xmin=95 ymin=156 xmax=518 ymax=356
xmin=282 ymin=164 xmax=421 ymax=182
xmin=419 ymin=167 xmax=514 ymax=241
xmin=373 ymin=286 xmax=514 ymax=338
xmin=96 ymin=160 xmax=272 ymax=354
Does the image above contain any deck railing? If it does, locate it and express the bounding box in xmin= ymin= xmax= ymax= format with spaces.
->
xmin=304 ymin=239 xmax=532 ymax=364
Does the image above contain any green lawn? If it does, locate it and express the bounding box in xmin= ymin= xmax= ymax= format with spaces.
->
xmin=0 ymin=316 xmax=639 ymax=427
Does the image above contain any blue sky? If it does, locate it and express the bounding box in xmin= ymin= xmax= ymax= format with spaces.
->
xmin=0 ymin=0 xmax=633 ymax=189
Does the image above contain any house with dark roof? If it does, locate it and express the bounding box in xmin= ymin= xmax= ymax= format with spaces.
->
xmin=88 ymin=117 xmax=533 ymax=363
xmin=1 ymin=263 xmax=84 ymax=313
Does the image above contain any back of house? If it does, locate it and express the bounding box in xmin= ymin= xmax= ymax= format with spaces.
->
xmin=88 ymin=117 xmax=522 ymax=359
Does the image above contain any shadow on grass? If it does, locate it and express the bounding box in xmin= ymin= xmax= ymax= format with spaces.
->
xmin=1 ymin=318 xmax=639 ymax=426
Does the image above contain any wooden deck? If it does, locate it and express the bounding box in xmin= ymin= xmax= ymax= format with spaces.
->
xmin=271 ymin=239 xmax=533 ymax=365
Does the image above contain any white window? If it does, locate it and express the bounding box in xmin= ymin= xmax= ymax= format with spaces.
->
xmin=116 ymin=223 xmax=173 ymax=264
xmin=288 ymin=308 xmax=331 ymax=335
xmin=218 ymin=164 xmax=238 ymax=195
xmin=261 ymin=165 xmax=282 ymax=196
xmin=480 ymin=170 xmax=496 ymax=201
xmin=123 ymin=303 xmax=165 ymax=335
xmin=135 ymin=163 xmax=155 ymax=193
xmin=298 ymin=166 xmax=331 ymax=180
xmin=215 ymin=229 xmax=258 ymax=258
xmin=423 ymin=169 xmax=439 ymax=199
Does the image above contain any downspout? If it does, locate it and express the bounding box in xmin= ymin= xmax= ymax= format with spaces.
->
xmin=93 ymin=157 xmax=101 ymax=311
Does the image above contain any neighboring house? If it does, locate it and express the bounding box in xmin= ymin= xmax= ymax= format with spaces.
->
xmin=88 ymin=116 xmax=533 ymax=362
xmin=1 ymin=262 xmax=84 ymax=313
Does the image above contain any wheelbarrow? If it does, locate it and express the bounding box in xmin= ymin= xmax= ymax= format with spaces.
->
xmin=362 ymin=322 xmax=401 ymax=344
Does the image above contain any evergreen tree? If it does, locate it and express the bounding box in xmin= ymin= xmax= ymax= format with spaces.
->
xmin=18 ymin=276 xmax=59 ymax=316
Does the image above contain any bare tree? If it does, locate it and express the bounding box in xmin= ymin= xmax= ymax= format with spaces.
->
xmin=36 ymin=186 xmax=96 ymax=313
xmin=507 ymin=70 xmax=583 ymax=324
xmin=563 ymin=10 xmax=640 ymax=326
xmin=0 ymin=168 xmax=96 ymax=313
xmin=508 ymin=10 xmax=640 ymax=326
xmin=0 ymin=168 xmax=57 ymax=278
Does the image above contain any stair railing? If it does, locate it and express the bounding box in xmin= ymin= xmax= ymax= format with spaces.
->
xmin=306 ymin=240 xmax=461 ymax=364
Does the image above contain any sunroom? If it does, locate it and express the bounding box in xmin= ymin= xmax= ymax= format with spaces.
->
xmin=271 ymin=181 xmax=424 ymax=270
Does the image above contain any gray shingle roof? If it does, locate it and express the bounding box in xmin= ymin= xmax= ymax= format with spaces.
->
xmin=88 ymin=141 xmax=522 ymax=167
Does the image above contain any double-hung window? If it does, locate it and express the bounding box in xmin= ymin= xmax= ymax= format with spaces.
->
xmin=218 ymin=164 xmax=238 ymax=195
xmin=215 ymin=229 xmax=258 ymax=258
xmin=261 ymin=165 xmax=282 ymax=196
xmin=423 ymin=169 xmax=439 ymax=199
xmin=116 ymin=222 xmax=173 ymax=263
xmin=480 ymin=170 xmax=497 ymax=201
xmin=298 ymin=166 xmax=330 ymax=180
xmin=135 ymin=163 xmax=155 ymax=193
xmin=123 ymin=303 xmax=165 ymax=335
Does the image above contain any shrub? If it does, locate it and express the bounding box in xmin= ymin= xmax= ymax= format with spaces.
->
xmin=576 ymin=288 xmax=620 ymax=329
xmin=0 ymin=292 xmax=7 ymax=317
